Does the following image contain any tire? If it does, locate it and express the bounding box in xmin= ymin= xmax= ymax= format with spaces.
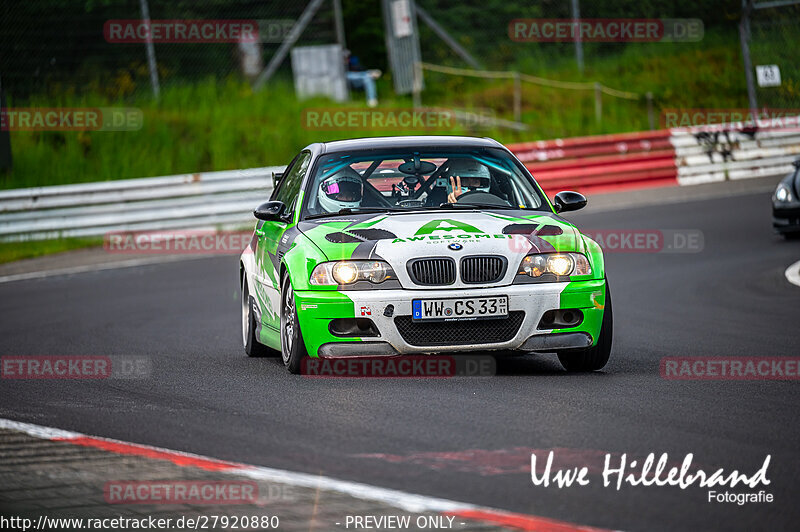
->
xmin=242 ymin=277 xmax=278 ymax=357
xmin=558 ymin=281 xmax=613 ymax=372
xmin=280 ymin=275 xmax=308 ymax=374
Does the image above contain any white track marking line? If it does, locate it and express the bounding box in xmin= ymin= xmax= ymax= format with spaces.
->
xmin=0 ymin=255 xmax=216 ymax=284
xmin=785 ymin=259 xmax=800 ymax=288
xmin=0 ymin=418 xmax=82 ymax=440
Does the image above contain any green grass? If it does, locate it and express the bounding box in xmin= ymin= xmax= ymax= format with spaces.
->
xmin=1 ymin=29 xmax=752 ymax=191
xmin=0 ymin=238 xmax=103 ymax=264
xmin=424 ymin=30 xmax=749 ymax=139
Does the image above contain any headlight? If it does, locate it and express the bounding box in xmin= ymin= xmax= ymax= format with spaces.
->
xmin=520 ymin=254 xmax=547 ymax=277
xmin=517 ymin=253 xmax=591 ymax=279
xmin=358 ymin=261 xmax=389 ymax=283
xmin=775 ymin=183 xmax=793 ymax=203
xmin=310 ymin=261 xmax=394 ymax=285
xmin=333 ymin=262 xmax=359 ymax=284
xmin=547 ymin=254 xmax=574 ymax=276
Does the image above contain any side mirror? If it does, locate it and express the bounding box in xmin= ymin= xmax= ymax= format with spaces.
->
xmin=272 ymin=171 xmax=283 ymax=189
xmin=553 ymin=191 xmax=587 ymax=213
xmin=254 ymin=201 xmax=287 ymax=221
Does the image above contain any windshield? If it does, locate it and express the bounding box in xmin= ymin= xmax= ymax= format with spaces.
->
xmin=302 ymin=147 xmax=548 ymax=219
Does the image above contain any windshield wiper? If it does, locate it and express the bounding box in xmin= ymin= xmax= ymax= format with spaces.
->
xmin=305 ymin=207 xmax=404 ymax=220
xmin=436 ymin=202 xmax=520 ymax=210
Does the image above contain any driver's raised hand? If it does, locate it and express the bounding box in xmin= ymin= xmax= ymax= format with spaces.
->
xmin=447 ymin=175 xmax=462 ymax=203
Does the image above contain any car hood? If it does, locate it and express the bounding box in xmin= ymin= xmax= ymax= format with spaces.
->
xmin=297 ymin=210 xmax=586 ymax=288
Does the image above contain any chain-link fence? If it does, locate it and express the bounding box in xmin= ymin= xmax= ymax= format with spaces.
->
xmin=1 ymin=1 xmax=745 ymax=102
xmin=410 ymin=0 xmax=741 ymax=135
xmin=416 ymin=0 xmax=734 ymax=72
xmin=747 ymin=1 xmax=800 ymax=109
xmin=0 ymin=0 xmax=342 ymax=100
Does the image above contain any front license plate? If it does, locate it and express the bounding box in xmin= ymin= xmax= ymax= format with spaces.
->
xmin=412 ymin=296 xmax=508 ymax=322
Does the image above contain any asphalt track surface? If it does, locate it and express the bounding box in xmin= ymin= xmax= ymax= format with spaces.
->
xmin=1 ymin=188 xmax=799 ymax=531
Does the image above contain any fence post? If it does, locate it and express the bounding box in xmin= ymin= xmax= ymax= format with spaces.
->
xmin=412 ymin=62 xmax=422 ymax=109
xmin=571 ymin=0 xmax=584 ymax=75
xmin=332 ymin=0 xmax=347 ymax=50
xmin=594 ymin=82 xmax=602 ymax=125
xmin=138 ymin=0 xmax=160 ymax=100
xmin=513 ymin=72 xmax=521 ymax=123
xmin=646 ymin=92 xmax=655 ymax=130
xmin=739 ymin=0 xmax=758 ymax=119
xmin=253 ymin=0 xmax=326 ymax=91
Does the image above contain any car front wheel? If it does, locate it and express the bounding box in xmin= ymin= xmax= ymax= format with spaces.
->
xmin=280 ymin=275 xmax=307 ymax=374
xmin=558 ymin=281 xmax=613 ymax=372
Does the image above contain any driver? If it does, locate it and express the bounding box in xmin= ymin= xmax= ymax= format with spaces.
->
xmin=445 ymin=159 xmax=491 ymax=203
xmin=318 ymin=167 xmax=363 ymax=212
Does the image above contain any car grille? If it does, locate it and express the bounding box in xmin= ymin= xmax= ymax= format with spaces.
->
xmin=461 ymin=256 xmax=506 ymax=284
xmin=394 ymin=311 xmax=525 ymax=347
xmin=408 ymin=258 xmax=456 ymax=286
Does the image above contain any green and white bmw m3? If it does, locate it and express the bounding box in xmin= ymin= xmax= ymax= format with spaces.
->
xmin=240 ymin=136 xmax=612 ymax=373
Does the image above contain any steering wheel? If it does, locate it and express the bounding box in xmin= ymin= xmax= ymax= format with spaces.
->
xmin=455 ymin=190 xmax=511 ymax=207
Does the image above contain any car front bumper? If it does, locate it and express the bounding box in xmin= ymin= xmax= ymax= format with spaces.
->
xmin=773 ymin=203 xmax=800 ymax=233
xmin=294 ymin=279 xmax=607 ymax=357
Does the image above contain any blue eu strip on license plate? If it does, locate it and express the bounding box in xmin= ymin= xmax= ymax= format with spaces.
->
xmin=412 ymin=300 xmax=422 ymax=319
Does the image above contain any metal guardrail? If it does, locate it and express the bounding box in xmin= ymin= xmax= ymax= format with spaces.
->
xmin=3 ymin=124 xmax=798 ymax=242
xmin=671 ymin=128 xmax=800 ymax=185
xmin=508 ymin=125 xmax=800 ymax=194
xmin=508 ymin=130 xmax=678 ymax=194
xmin=0 ymin=167 xmax=284 ymax=242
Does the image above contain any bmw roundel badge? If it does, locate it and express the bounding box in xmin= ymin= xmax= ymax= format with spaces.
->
xmin=448 ymin=243 xmax=463 ymax=251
